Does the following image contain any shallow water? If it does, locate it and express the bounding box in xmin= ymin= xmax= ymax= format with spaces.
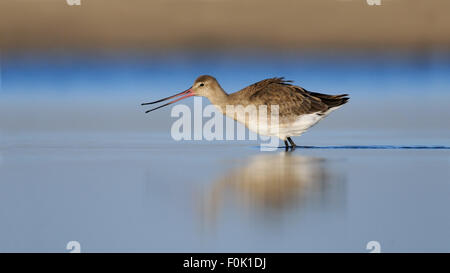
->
xmin=0 ymin=51 xmax=449 ymax=252
xmin=0 ymin=132 xmax=449 ymax=252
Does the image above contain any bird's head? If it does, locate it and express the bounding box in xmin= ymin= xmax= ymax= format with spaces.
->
xmin=190 ymin=75 xmax=222 ymax=97
xmin=141 ymin=75 xmax=225 ymax=113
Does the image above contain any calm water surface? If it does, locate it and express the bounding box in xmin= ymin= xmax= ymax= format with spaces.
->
xmin=0 ymin=132 xmax=449 ymax=252
xmin=0 ymin=51 xmax=449 ymax=252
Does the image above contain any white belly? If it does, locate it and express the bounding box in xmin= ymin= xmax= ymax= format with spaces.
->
xmin=280 ymin=113 xmax=323 ymax=138
xmin=244 ymin=106 xmax=342 ymax=140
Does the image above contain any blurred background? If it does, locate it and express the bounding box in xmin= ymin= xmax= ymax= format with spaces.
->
xmin=0 ymin=0 xmax=449 ymax=252
xmin=0 ymin=0 xmax=449 ymax=134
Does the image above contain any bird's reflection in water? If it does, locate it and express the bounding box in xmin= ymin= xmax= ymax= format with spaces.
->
xmin=200 ymin=152 xmax=345 ymax=224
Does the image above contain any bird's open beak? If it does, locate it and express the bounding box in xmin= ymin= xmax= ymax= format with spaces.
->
xmin=141 ymin=87 xmax=193 ymax=113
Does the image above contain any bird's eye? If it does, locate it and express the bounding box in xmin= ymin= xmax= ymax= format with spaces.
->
xmin=199 ymin=83 xmax=204 ymax=87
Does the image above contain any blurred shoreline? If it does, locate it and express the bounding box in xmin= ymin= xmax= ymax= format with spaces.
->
xmin=1 ymin=0 xmax=450 ymax=52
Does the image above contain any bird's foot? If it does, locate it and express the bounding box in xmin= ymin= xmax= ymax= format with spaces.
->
xmin=287 ymin=137 xmax=297 ymax=150
xmin=283 ymin=140 xmax=296 ymax=151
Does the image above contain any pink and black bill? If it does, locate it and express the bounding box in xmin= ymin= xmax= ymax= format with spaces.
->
xmin=141 ymin=88 xmax=193 ymax=113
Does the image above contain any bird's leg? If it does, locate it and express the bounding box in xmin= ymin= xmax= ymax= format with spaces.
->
xmin=287 ymin=137 xmax=297 ymax=149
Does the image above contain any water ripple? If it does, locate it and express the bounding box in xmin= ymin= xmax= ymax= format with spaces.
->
xmin=294 ymin=145 xmax=450 ymax=150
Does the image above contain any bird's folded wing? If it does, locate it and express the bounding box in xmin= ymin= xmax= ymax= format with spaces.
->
xmin=247 ymin=78 xmax=328 ymax=116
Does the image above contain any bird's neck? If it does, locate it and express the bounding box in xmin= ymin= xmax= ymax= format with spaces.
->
xmin=207 ymin=87 xmax=230 ymax=111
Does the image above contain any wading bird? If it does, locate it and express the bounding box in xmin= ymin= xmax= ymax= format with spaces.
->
xmin=142 ymin=75 xmax=349 ymax=149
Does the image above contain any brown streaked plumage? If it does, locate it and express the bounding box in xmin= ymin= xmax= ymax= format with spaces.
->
xmin=142 ymin=75 xmax=349 ymax=148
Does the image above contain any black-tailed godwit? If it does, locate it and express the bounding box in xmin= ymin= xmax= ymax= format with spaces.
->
xmin=142 ymin=75 xmax=349 ymax=148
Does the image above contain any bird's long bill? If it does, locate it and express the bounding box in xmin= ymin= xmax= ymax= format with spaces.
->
xmin=141 ymin=88 xmax=193 ymax=113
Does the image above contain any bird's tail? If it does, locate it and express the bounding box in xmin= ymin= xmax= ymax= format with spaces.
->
xmin=306 ymin=91 xmax=349 ymax=109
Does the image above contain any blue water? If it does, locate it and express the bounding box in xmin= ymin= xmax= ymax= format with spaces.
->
xmin=285 ymin=145 xmax=450 ymax=149
xmin=0 ymin=51 xmax=449 ymax=252
xmin=0 ymin=133 xmax=449 ymax=252
xmin=2 ymin=50 xmax=450 ymax=96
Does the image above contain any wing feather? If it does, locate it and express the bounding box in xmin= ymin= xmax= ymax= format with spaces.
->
xmin=243 ymin=78 xmax=328 ymax=117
